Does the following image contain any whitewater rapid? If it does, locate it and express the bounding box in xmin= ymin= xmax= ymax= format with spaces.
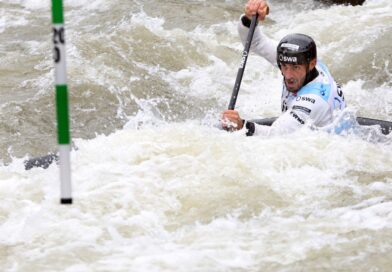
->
xmin=1 ymin=0 xmax=391 ymax=271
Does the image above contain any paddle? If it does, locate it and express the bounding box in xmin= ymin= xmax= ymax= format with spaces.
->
xmin=24 ymin=153 xmax=58 ymax=170
xmin=228 ymin=14 xmax=259 ymax=110
xmin=249 ymin=116 xmax=392 ymax=135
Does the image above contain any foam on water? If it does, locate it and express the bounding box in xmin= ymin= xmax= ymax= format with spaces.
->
xmin=1 ymin=0 xmax=113 ymax=11
xmin=1 ymin=122 xmax=391 ymax=270
xmin=1 ymin=0 xmax=392 ymax=270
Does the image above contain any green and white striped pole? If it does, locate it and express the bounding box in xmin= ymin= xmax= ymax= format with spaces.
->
xmin=52 ymin=0 xmax=72 ymax=204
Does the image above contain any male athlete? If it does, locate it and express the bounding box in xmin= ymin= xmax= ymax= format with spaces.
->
xmin=222 ymin=0 xmax=346 ymax=136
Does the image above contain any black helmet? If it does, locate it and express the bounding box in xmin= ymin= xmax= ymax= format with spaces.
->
xmin=276 ymin=33 xmax=317 ymax=67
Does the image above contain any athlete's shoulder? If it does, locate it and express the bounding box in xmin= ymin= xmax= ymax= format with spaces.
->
xmin=297 ymin=81 xmax=332 ymax=102
xmin=316 ymin=60 xmax=331 ymax=74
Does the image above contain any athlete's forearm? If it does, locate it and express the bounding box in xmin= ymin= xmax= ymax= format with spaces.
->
xmin=238 ymin=15 xmax=278 ymax=66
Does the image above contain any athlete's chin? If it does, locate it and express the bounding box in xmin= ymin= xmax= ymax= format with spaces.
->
xmin=286 ymin=84 xmax=299 ymax=93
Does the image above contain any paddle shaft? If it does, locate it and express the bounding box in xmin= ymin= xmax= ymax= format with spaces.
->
xmin=228 ymin=14 xmax=258 ymax=110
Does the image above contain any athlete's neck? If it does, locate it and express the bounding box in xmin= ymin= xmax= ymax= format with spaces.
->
xmin=304 ymin=67 xmax=319 ymax=86
xmin=287 ymin=67 xmax=319 ymax=94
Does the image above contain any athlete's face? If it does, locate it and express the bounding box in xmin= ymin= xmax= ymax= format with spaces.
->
xmin=280 ymin=59 xmax=316 ymax=93
xmin=280 ymin=63 xmax=308 ymax=92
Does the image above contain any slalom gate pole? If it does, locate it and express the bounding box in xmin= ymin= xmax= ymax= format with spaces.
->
xmin=51 ymin=0 xmax=72 ymax=204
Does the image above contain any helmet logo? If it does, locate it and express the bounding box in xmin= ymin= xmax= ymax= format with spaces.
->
xmin=278 ymin=54 xmax=297 ymax=63
xmin=280 ymin=43 xmax=300 ymax=51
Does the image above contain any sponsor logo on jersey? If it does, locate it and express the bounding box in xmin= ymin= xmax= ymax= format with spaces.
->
xmin=292 ymin=105 xmax=311 ymax=114
xmin=290 ymin=111 xmax=305 ymax=124
xmin=295 ymin=96 xmax=315 ymax=104
xmin=281 ymin=101 xmax=288 ymax=112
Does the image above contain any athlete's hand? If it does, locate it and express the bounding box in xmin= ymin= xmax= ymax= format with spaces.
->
xmin=221 ymin=110 xmax=245 ymax=131
xmin=245 ymin=0 xmax=269 ymax=21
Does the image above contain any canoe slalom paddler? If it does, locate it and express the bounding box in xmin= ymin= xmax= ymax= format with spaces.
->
xmin=221 ymin=0 xmax=346 ymax=136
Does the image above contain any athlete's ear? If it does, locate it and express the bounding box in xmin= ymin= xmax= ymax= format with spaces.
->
xmin=309 ymin=58 xmax=317 ymax=70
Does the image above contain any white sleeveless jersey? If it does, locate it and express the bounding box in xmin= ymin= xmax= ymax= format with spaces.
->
xmin=238 ymin=18 xmax=346 ymax=135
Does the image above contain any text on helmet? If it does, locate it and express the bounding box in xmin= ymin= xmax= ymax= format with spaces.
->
xmin=278 ymin=54 xmax=298 ymax=63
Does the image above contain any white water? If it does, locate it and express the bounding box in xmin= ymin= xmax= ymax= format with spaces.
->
xmin=1 ymin=0 xmax=392 ymax=271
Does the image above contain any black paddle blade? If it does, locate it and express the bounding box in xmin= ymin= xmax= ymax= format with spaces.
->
xmin=24 ymin=153 xmax=58 ymax=170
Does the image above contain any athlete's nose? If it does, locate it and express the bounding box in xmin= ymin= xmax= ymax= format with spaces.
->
xmin=283 ymin=67 xmax=295 ymax=79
